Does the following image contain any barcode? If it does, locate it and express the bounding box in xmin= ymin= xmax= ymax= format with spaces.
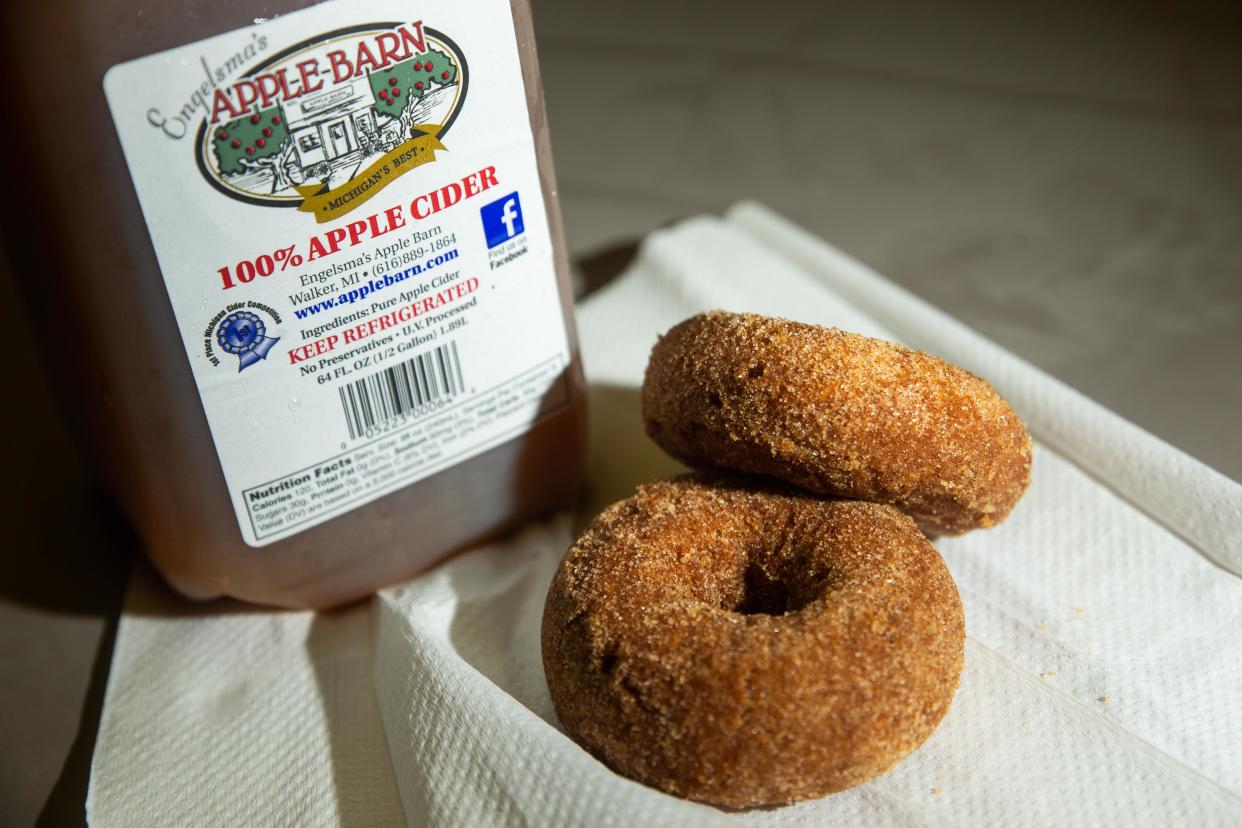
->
xmin=338 ymin=342 xmax=465 ymax=439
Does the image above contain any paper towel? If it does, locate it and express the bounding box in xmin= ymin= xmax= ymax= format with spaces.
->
xmin=88 ymin=203 xmax=1242 ymax=826
xmin=87 ymin=566 xmax=405 ymax=826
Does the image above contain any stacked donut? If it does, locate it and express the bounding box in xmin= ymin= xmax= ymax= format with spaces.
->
xmin=542 ymin=312 xmax=1032 ymax=808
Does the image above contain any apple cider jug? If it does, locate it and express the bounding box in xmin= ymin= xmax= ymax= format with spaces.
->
xmin=0 ymin=0 xmax=586 ymax=608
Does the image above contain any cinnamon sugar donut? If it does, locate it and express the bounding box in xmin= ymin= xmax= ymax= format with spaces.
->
xmin=541 ymin=474 xmax=965 ymax=808
xmin=642 ymin=312 xmax=1032 ymax=534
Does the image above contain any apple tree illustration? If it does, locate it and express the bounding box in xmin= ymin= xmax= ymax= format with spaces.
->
xmin=212 ymin=107 xmax=294 ymax=193
xmin=369 ymin=48 xmax=458 ymax=136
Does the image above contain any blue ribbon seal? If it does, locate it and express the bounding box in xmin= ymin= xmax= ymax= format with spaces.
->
xmin=215 ymin=310 xmax=280 ymax=372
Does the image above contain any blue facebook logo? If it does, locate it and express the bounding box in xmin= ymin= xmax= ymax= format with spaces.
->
xmin=480 ymin=191 xmax=525 ymax=249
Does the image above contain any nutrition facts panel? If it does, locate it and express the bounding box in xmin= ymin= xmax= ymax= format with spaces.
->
xmin=243 ymin=354 xmax=569 ymax=540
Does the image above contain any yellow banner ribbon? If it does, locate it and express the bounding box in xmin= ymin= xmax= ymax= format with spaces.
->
xmin=295 ymin=126 xmax=447 ymax=223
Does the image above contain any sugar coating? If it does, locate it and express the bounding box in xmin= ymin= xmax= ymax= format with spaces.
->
xmin=642 ymin=311 xmax=1033 ymax=534
xmin=541 ymin=474 xmax=966 ymax=808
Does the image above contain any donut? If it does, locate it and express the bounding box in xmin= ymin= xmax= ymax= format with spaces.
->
xmin=541 ymin=474 xmax=965 ymax=807
xmin=642 ymin=311 xmax=1032 ymax=535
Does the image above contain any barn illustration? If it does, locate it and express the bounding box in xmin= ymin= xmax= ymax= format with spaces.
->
xmin=208 ymin=45 xmax=460 ymax=198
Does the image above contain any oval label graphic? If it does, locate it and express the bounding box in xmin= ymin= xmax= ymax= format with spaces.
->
xmin=195 ymin=22 xmax=467 ymax=222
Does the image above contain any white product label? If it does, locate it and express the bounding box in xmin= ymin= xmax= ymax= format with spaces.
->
xmin=105 ymin=0 xmax=571 ymax=546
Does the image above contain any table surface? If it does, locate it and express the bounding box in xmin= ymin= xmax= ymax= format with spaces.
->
xmin=4 ymin=0 xmax=1239 ymax=824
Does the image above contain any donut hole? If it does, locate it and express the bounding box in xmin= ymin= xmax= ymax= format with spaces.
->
xmin=731 ymin=559 xmax=824 ymax=617
xmin=598 ymin=643 xmax=620 ymax=675
xmin=734 ymin=562 xmax=795 ymax=615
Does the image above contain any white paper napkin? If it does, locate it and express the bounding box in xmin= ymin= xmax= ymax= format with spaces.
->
xmin=88 ymin=203 xmax=1242 ymax=826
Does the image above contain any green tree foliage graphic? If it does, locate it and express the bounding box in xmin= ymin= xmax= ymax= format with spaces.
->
xmin=212 ymin=106 xmax=293 ymax=191
xmin=369 ymin=48 xmax=458 ymax=122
